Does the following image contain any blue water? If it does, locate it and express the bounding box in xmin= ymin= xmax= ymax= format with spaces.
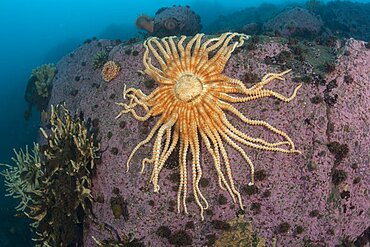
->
xmin=0 ymin=0 xmax=369 ymax=246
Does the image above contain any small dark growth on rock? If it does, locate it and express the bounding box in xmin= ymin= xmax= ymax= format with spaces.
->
xmin=340 ymin=190 xmax=350 ymax=200
xmin=251 ymin=202 xmax=262 ymax=214
xmin=70 ymin=89 xmax=79 ymax=97
xmin=156 ymin=226 xmax=171 ymax=238
xmin=168 ymin=230 xmax=193 ymax=246
xmin=242 ymin=184 xmax=259 ymax=196
xmin=119 ymin=121 xmax=126 ymax=129
xmin=343 ymin=75 xmax=353 ymax=84
xmin=110 ymin=147 xmax=118 ymax=155
xmin=295 ymin=225 xmax=304 ymax=235
xmin=211 ymin=220 xmax=231 ymax=230
xmin=331 ymin=169 xmax=347 ymax=186
xmin=255 ymin=170 xmax=267 ymax=181
xmin=309 ymin=209 xmax=320 ymax=217
xmin=262 ymin=190 xmax=271 ymax=198
xmin=217 ymin=194 xmax=227 ymax=205
xmin=327 ymin=141 xmax=349 ymax=164
xmin=310 ymin=95 xmax=323 ymax=104
xmin=353 ymin=177 xmax=361 ymax=184
xmin=276 ymin=222 xmax=290 ymax=234
xmin=92 ymin=118 xmax=99 ymax=128
xmin=199 ymin=178 xmax=209 ymax=187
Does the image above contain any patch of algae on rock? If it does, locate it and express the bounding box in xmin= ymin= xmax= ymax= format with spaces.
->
xmin=1 ymin=104 xmax=99 ymax=246
xmin=215 ymin=216 xmax=267 ymax=247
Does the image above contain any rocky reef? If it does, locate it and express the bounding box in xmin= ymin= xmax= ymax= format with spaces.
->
xmin=152 ymin=5 xmax=202 ymax=37
xmin=136 ymin=5 xmax=202 ymax=38
xmin=263 ymin=7 xmax=323 ymax=37
xmin=207 ymin=3 xmax=282 ymax=34
xmin=31 ymin=34 xmax=370 ymax=246
xmin=320 ymin=1 xmax=370 ymax=41
xmin=208 ymin=1 xmax=370 ymax=42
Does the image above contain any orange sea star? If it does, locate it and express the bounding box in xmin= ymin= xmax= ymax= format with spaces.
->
xmin=116 ymin=32 xmax=301 ymax=219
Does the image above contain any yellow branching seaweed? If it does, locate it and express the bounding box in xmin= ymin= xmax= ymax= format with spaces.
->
xmin=32 ymin=64 xmax=57 ymax=98
xmin=1 ymin=104 xmax=99 ymax=246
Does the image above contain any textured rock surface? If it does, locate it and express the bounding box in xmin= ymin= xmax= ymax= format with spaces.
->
xmin=263 ymin=7 xmax=323 ymax=37
xmin=153 ymin=6 xmax=202 ymax=37
xmin=48 ymin=37 xmax=369 ymax=246
xmin=321 ymin=1 xmax=370 ymax=41
xmin=207 ymin=3 xmax=281 ymax=33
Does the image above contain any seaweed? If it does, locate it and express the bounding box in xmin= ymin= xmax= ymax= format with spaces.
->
xmin=1 ymin=104 xmax=100 ymax=246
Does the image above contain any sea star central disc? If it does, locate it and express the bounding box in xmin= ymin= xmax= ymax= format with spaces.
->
xmin=174 ymin=73 xmax=203 ymax=102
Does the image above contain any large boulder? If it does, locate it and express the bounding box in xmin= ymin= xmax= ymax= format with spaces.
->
xmin=47 ymin=36 xmax=369 ymax=246
xmin=263 ymin=7 xmax=323 ymax=37
xmin=153 ymin=6 xmax=202 ymax=37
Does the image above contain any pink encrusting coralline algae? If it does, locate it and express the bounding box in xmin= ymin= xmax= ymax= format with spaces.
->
xmin=47 ymin=36 xmax=370 ymax=246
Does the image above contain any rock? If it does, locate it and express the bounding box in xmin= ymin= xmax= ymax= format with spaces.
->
xmin=320 ymin=1 xmax=370 ymax=41
xmin=241 ymin=22 xmax=261 ymax=35
xmin=47 ymin=36 xmax=369 ymax=246
xmin=152 ymin=6 xmax=202 ymax=37
xmin=263 ymin=7 xmax=323 ymax=37
xmin=207 ymin=3 xmax=281 ymax=33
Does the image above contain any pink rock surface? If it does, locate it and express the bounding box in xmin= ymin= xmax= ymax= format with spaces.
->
xmin=48 ymin=37 xmax=369 ymax=246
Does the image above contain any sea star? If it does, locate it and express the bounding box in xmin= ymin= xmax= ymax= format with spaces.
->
xmin=116 ymin=32 xmax=301 ymax=219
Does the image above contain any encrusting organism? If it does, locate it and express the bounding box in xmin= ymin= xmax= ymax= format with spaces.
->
xmin=215 ymin=216 xmax=267 ymax=246
xmin=24 ymin=64 xmax=57 ymax=120
xmin=101 ymin=61 xmax=121 ymax=82
xmin=93 ymin=51 xmax=109 ymax=70
xmin=1 ymin=104 xmax=99 ymax=246
xmin=32 ymin=63 xmax=57 ymax=98
xmin=116 ymin=32 xmax=301 ymax=220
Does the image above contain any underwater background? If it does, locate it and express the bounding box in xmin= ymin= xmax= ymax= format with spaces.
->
xmin=0 ymin=0 xmax=369 ymax=246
